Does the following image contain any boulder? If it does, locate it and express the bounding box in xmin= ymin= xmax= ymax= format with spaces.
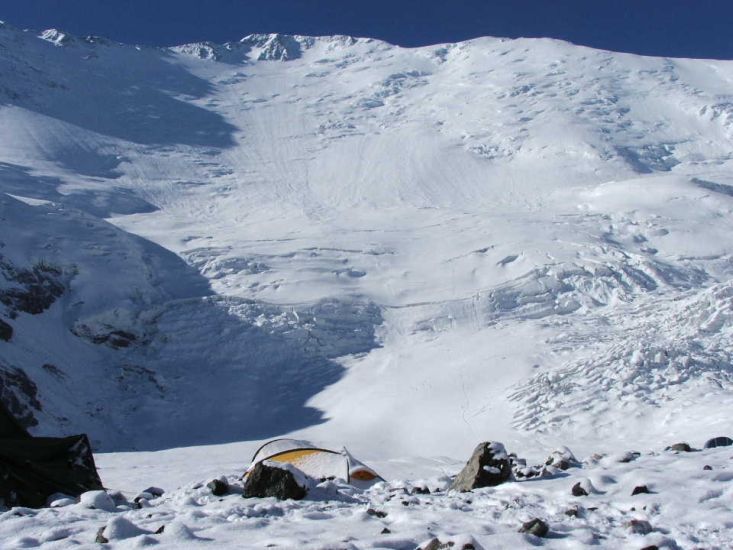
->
xmin=207 ymin=478 xmax=229 ymax=496
xmin=450 ymin=442 xmax=511 ymax=492
xmin=243 ymin=461 xmax=309 ymax=500
xmin=631 ymin=485 xmax=651 ymax=496
xmin=666 ymin=442 xmax=693 ymax=452
xmin=545 ymin=446 xmax=580 ymax=470
xmin=627 ymin=519 xmax=653 ymax=535
xmin=703 ymin=436 xmax=732 ymax=449
xmin=519 ymin=518 xmax=549 ymax=538
xmin=0 ymin=319 xmax=12 ymax=341
xmin=572 ymin=482 xmax=588 ymax=497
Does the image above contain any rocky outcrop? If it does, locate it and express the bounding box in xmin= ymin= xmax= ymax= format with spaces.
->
xmin=0 ymin=364 xmax=41 ymax=428
xmin=0 ymin=258 xmax=65 ymax=316
xmin=0 ymin=318 xmax=11 ymax=341
xmin=450 ymin=442 xmax=511 ymax=491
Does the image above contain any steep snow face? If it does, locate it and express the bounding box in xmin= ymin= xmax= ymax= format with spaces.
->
xmin=0 ymin=23 xmax=732 ymax=457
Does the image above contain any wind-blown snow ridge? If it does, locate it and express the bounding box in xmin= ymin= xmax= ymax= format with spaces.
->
xmin=0 ymin=19 xmax=732 ymax=463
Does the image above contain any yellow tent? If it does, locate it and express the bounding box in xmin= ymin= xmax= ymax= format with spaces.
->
xmin=246 ymin=438 xmax=383 ymax=486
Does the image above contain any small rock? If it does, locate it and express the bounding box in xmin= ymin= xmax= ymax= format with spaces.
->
xmin=154 ymin=525 xmax=165 ymax=534
xmin=412 ymin=486 xmax=431 ymax=495
xmin=519 ymin=518 xmax=549 ymax=538
xmin=207 ymin=478 xmax=229 ymax=496
xmin=564 ymin=506 xmax=581 ymax=517
xmin=450 ymin=442 xmax=511 ymax=491
xmin=95 ymin=526 xmax=108 ymax=544
xmin=666 ymin=442 xmax=693 ymax=452
xmin=618 ymin=451 xmax=641 ymax=463
xmin=572 ymin=482 xmax=588 ymax=497
xmin=367 ymin=508 xmax=387 ymax=518
xmin=627 ymin=519 xmax=653 ymax=535
xmin=545 ymin=446 xmax=580 ymax=470
xmin=380 ymin=527 xmax=391 ymax=534
xmin=243 ymin=461 xmax=309 ymax=500
xmin=102 ymin=517 xmax=148 ymax=541
xmin=631 ymin=485 xmax=651 ymax=496
xmin=133 ymin=496 xmax=150 ymax=509
xmin=142 ymin=486 xmax=164 ymax=498
xmin=0 ymin=319 xmax=12 ymax=341
xmin=640 ymin=546 xmax=659 ymax=550
xmin=703 ymin=465 xmax=713 ymax=471
xmin=704 ymin=436 xmax=733 ymax=449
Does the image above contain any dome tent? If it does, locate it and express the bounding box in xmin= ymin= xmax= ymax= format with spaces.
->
xmin=246 ymin=438 xmax=383 ymax=486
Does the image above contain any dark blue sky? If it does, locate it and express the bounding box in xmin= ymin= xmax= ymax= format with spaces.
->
xmin=3 ymin=0 xmax=732 ymax=59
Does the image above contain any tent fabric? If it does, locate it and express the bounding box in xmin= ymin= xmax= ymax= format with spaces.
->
xmin=0 ymin=403 xmax=104 ymax=508
xmin=247 ymin=438 xmax=382 ymax=485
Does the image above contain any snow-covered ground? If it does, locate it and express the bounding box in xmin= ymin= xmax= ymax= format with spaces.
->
xmin=1 ymin=21 xmax=732 ymax=547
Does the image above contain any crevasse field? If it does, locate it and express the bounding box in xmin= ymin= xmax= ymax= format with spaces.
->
xmin=0 ymin=24 xmax=732 ymax=548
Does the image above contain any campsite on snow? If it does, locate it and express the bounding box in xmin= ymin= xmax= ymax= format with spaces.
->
xmin=0 ymin=13 xmax=732 ymax=550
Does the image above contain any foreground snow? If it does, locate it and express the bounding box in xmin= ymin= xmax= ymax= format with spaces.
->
xmin=2 ymin=441 xmax=732 ymax=549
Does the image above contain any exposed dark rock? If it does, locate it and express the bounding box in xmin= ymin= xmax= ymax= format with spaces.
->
xmin=640 ymin=546 xmax=659 ymax=550
xmin=0 ymin=364 xmax=41 ymax=428
xmin=666 ymin=442 xmax=693 ymax=452
xmin=631 ymin=485 xmax=651 ymax=496
xmin=704 ymin=436 xmax=733 ymax=449
xmin=627 ymin=519 xmax=653 ymax=535
xmin=519 ymin=518 xmax=549 ymax=538
xmin=545 ymin=447 xmax=580 ymax=470
xmin=572 ymin=482 xmax=588 ymax=497
xmin=412 ymin=486 xmax=430 ymax=495
xmin=703 ymin=465 xmax=713 ymax=471
xmin=207 ymin=478 xmax=229 ymax=496
xmin=450 ymin=442 xmax=511 ymax=491
xmin=0 ymin=318 xmax=12 ymax=341
xmin=243 ymin=462 xmax=308 ymax=500
xmin=367 ymin=508 xmax=387 ymax=518
xmin=564 ymin=506 xmax=581 ymax=517
xmin=154 ymin=525 xmax=165 ymax=535
xmin=95 ymin=526 xmax=109 ymax=544
xmin=380 ymin=527 xmax=391 ymax=534
xmin=142 ymin=486 xmax=164 ymax=498
xmin=71 ymin=324 xmax=138 ymax=349
xmin=618 ymin=451 xmax=641 ymax=463
xmin=0 ymin=259 xmax=65 ymax=315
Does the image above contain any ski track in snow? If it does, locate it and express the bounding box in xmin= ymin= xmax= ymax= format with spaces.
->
xmin=0 ymin=21 xmax=733 ymax=547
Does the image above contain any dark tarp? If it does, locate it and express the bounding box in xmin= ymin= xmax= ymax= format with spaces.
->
xmin=0 ymin=403 xmax=104 ymax=508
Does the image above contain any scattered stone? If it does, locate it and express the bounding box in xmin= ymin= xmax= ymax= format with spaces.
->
xmin=704 ymin=436 xmax=733 ymax=449
xmin=666 ymin=442 xmax=693 ymax=453
xmin=142 ymin=486 xmax=164 ymax=498
xmin=545 ymin=446 xmax=580 ymax=470
xmin=419 ymin=538 xmax=478 ymax=550
xmin=631 ymin=485 xmax=651 ymax=496
xmin=207 ymin=478 xmax=229 ymax=496
xmin=412 ymin=486 xmax=431 ymax=495
xmin=640 ymin=546 xmax=659 ymax=550
xmin=242 ymin=461 xmax=308 ymax=500
xmin=703 ymin=465 xmax=713 ymax=471
xmin=367 ymin=508 xmax=387 ymax=518
xmin=627 ymin=519 xmax=653 ymax=535
xmin=133 ymin=496 xmax=150 ymax=509
xmin=380 ymin=527 xmax=391 ymax=534
xmin=95 ymin=526 xmax=108 ymax=544
xmin=519 ymin=518 xmax=549 ymax=538
xmin=618 ymin=451 xmax=641 ymax=463
xmin=450 ymin=442 xmax=511 ymax=491
xmin=572 ymin=482 xmax=588 ymax=497
xmin=564 ymin=506 xmax=581 ymax=517
xmin=0 ymin=318 xmax=12 ymax=341
xmin=154 ymin=525 xmax=165 ymax=535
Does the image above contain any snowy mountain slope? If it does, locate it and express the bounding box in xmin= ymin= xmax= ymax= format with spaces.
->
xmin=0 ymin=20 xmax=732 ymax=462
